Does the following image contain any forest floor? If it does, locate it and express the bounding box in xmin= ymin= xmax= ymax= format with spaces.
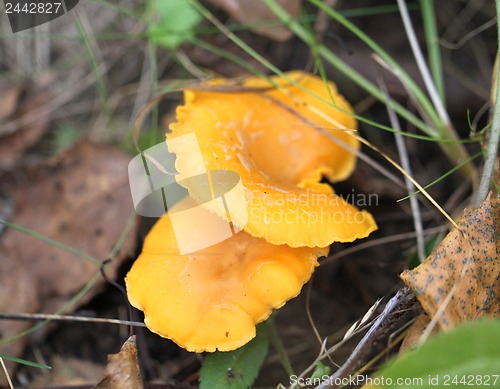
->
xmin=0 ymin=0 xmax=497 ymax=388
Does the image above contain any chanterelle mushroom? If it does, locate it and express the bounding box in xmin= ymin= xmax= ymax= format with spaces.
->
xmin=126 ymin=200 xmax=327 ymax=352
xmin=126 ymin=71 xmax=377 ymax=352
xmin=168 ymin=71 xmax=377 ymax=247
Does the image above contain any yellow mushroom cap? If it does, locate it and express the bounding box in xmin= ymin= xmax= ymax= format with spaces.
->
xmin=241 ymin=71 xmax=359 ymax=185
xmin=125 ymin=205 xmax=327 ymax=352
xmin=168 ymin=71 xmax=377 ymax=247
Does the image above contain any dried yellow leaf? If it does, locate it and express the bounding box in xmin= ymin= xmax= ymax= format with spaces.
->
xmin=400 ymin=193 xmax=499 ymax=330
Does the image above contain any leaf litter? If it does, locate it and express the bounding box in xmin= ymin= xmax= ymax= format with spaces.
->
xmin=400 ymin=192 xmax=499 ymax=333
xmin=93 ymin=336 xmax=143 ymax=389
xmin=0 ymin=141 xmax=138 ymax=381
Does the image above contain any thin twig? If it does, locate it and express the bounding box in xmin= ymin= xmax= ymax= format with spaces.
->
xmin=0 ymin=312 xmax=146 ymax=327
xmin=289 ymin=316 xmax=380 ymax=388
xmin=321 ymin=225 xmax=448 ymax=266
xmin=315 ymin=288 xmax=415 ymax=389
xmin=305 ymin=278 xmax=324 ymax=348
xmin=397 ymin=0 xmax=451 ymax=129
xmin=379 ymin=77 xmax=426 ymax=262
xmin=305 ymin=279 xmax=338 ymax=367
xmin=397 ymin=0 xmax=477 ymax=185
xmin=371 ymin=54 xmax=436 ymax=130
xmin=439 ymin=17 xmax=496 ymax=50
xmin=0 ymin=357 xmax=14 ymax=389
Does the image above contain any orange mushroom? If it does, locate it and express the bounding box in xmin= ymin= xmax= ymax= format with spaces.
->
xmin=168 ymin=71 xmax=377 ymax=247
xmin=126 ymin=71 xmax=377 ymax=352
xmin=125 ymin=200 xmax=327 ymax=352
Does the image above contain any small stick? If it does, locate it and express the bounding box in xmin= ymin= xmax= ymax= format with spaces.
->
xmin=315 ymin=288 xmax=415 ymax=389
xmin=379 ymin=77 xmax=426 ymax=263
xmin=321 ymin=225 xmax=449 ymax=266
xmin=0 ymin=312 xmax=145 ymax=327
xmin=0 ymin=357 xmax=14 ymax=389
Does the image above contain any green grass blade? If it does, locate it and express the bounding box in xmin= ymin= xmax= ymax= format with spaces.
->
xmin=262 ymin=0 xmax=433 ymax=136
xmin=192 ymin=0 xmax=467 ymax=146
xmin=190 ymin=1 xmax=484 ymax=145
xmin=420 ymin=0 xmax=445 ymax=105
xmin=307 ymin=0 xmax=442 ymax=130
xmin=0 ymin=354 xmax=51 ymax=369
xmin=191 ymin=0 xmax=431 ymax=136
xmin=267 ymin=0 xmax=475 ymax=180
xmin=398 ymin=151 xmax=482 ymax=202
xmin=0 ymin=220 xmax=100 ymax=266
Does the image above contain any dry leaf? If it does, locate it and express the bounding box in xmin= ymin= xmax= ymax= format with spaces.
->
xmin=400 ymin=193 xmax=499 ymax=330
xmin=93 ymin=336 xmax=143 ymax=389
xmin=205 ymin=0 xmax=301 ymax=41
xmin=0 ymin=141 xmax=138 ymax=380
xmin=2 ymin=141 xmax=137 ymax=314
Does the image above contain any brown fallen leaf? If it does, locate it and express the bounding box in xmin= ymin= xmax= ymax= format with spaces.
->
xmin=0 ymin=141 xmax=138 ymax=382
xmin=93 ymin=336 xmax=143 ymax=389
xmin=2 ymin=141 xmax=137 ymax=314
xmin=205 ymin=0 xmax=301 ymax=41
xmin=400 ymin=192 xmax=499 ymax=330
